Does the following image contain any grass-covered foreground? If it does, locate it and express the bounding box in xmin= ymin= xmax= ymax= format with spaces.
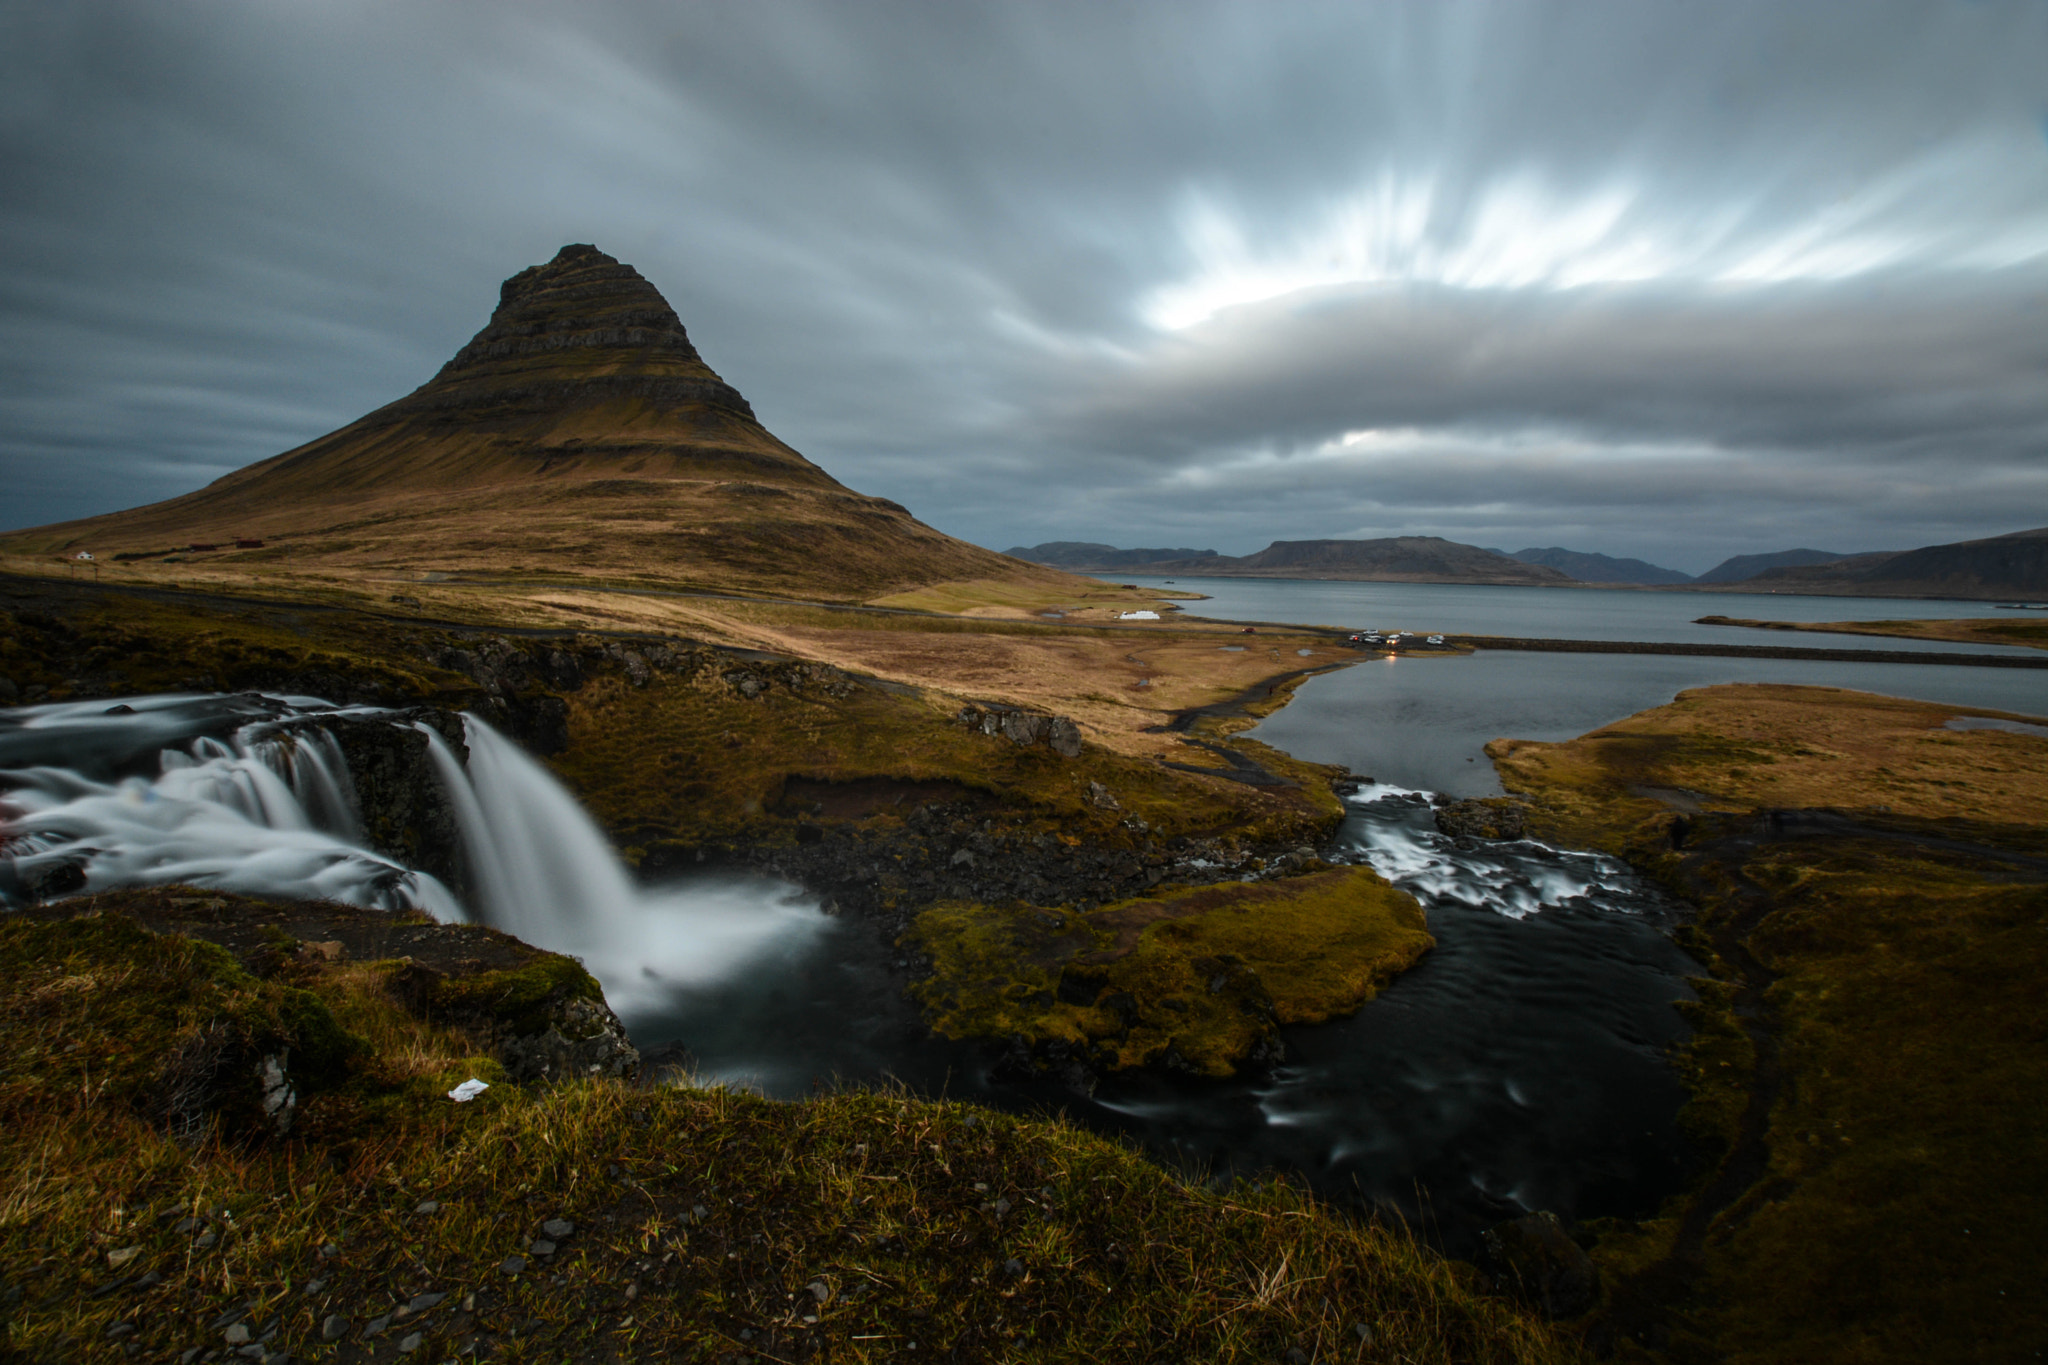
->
xmin=0 ymin=904 xmax=1574 ymax=1365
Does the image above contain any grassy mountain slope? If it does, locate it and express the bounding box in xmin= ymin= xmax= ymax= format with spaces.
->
xmin=0 ymin=245 xmax=1061 ymax=604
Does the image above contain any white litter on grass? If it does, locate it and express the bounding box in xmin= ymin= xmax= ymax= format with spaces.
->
xmin=1118 ymin=610 xmax=1159 ymax=620
xmin=448 ymin=1078 xmax=490 ymax=1102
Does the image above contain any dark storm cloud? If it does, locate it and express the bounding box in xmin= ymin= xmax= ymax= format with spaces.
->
xmin=3 ymin=0 xmax=2045 ymax=570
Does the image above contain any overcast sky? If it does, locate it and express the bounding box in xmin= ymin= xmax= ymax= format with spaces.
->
xmin=4 ymin=0 xmax=2046 ymax=573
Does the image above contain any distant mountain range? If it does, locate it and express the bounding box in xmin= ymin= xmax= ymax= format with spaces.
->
xmin=1496 ymin=547 xmax=1695 ymax=586
xmin=1692 ymin=548 xmax=1858 ymax=584
xmin=1009 ymin=527 xmax=2048 ymax=598
xmin=1723 ymin=527 xmax=2048 ymax=599
xmin=1003 ymin=542 xmax=1222 ymax=570
xmin=1007 ymin=537 xmax=1570 ymax=585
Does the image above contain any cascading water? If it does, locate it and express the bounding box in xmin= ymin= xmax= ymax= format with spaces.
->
xmin=420 ymin=718 xmax=824 ymax=1014
xmin=0 ymin=693 xmax=823 ymax=1019
xmin=1 ymin=716 xmax=461 ymax=916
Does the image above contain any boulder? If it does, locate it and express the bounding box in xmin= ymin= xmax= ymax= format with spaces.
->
xmin=1433 ymin=798 xmax=1527 ymax=842
xmin=1480 ymin=1211 xmax=1598 ymax=1318
xmin=955 ymin=704 xmax=1086 ymax=757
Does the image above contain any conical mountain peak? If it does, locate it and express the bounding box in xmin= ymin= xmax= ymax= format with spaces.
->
xmin=390 ymin=243 xmax=755 ymax=423
xmin=2 ymin=244 xmax=1050 ymax=603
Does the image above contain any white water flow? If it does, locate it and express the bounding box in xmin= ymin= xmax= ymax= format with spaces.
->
xmin=1335 ymin=781 xmax=1644 ymax=919
xmin=2 ymin=724 xmax=462 ymax=916
xmin=419 ymin=719 xmax=825 ymax=1015
xmin=0 ymin=695 xmax=823 ymax=1021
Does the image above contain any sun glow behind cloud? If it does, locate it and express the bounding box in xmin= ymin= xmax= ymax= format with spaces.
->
xmin=1143 ymin=147 xmax=2048 ymax=331
xmin=1163 ymin=425 xmax=1729 ymax=492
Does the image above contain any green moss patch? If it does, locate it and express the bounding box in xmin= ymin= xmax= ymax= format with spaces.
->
xmin=907 ymin=866 xmax=1434 ymax=1077
xmin=388 ymin=949 xmax=606 ymax=1041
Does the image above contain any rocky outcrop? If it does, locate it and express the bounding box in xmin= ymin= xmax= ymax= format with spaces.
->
xmin=1480 ymin=1211 xmax=1599 ymax=1319
xmin=322 ymin=710 xmax=470 ymax=898
xmin=955 ymin=703 xmax=1084 ymax=757
xmin=18 ymin=891 xmax=640 ymax=1110
xmin=386 ymin=954 xmax=640 ymax=1085
xmin=1432 ymin=798 xmax=1527 ymax=843
xmin=497 ymin=996 xmax=641 ymax=1084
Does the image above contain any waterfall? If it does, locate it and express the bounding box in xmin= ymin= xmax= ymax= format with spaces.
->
xmin=0 ymin=694 xmax=823 ymax=1020
xmin=420 ymin=717 xmax=825 ymax=1015
xmin=0 ymin=724 xmax=461 ymax=917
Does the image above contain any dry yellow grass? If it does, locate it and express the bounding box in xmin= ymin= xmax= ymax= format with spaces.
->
xmin=1488 ymin=682 xmax=2048 ymax=849
xmin=1696 ymin=613 xmax=2048 ymax=650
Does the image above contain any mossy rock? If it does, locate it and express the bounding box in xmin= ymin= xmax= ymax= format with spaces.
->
xmin=0 ymin=914 xmax=365 ymax=1138
xmin=383 ymin=949 xmax=638 ymax=1083
xmin=908 ymin=865 xmax=1433 ymax=1077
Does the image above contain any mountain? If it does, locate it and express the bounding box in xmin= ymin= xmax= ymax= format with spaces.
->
xmin=1503 ymin=547 xmax=1694 ymax=586
xmin=1736 ymin=527 xmax=2048 ymax=599
xmin=1 ymin=245 xmax=1057 ymax=603
xmin=1091 ymin=536 xmax=1570 ymax=585
xmin=1005 ymin=542 xmax=1221 ymax=570
xmin=1220 ymin=538 xmax=1570 ymax=583
xmin=1694 ymin=548 xmax=1855 ymax=584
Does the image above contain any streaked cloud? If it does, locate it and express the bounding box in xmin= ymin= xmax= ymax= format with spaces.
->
xmin=3 ymin=0 xmax=2046 ymax=572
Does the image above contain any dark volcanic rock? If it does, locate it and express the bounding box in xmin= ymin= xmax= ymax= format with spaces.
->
xmin=1480 ymin=1211 xmax=1599 ymax=1318
xmin=955 ymin=703 xmax=1085 ymax=758
xmin=323 ymin=711 xmax=470 ymax=898
xmin=1433 ymin=798 xmax=1527 ymax=842
xmin=494 ymin=995 xmax=639 ymax=1083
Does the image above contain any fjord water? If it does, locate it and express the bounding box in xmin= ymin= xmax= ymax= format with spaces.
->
xmin=1124 ymin=574 xmax=2048 ymax=653
xmin=1253 ymin=648 xmax=2048 ymax=797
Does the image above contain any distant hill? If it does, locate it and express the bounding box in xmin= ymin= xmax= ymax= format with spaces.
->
xmin=1503 ymin=547 xmax=1694 ymax=586
xmin=1006 ymin=542 xmax=1221 ymax=570
xmin=1029 ymin=536 xmax=1573 ymax=586
xmin=1217 ymin=538 xmax=1571 ymax=584
xmin=1736 ymin=527 xmax=2048 ymax=599
xmin=1 ymin=244 xmax=1065 ymax=604
xmin=1694 ymin=548 xmax=1855 ymax=584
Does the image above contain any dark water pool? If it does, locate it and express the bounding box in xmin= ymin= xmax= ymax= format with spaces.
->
xmin=632 ymin=786 xmax=1699 ymax=1256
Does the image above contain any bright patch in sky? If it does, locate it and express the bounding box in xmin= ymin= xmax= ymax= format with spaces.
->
xmin=1145 ymin=150 xmax=2048 ymax=330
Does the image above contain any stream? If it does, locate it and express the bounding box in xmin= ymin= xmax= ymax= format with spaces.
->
xmin=1 ymin=691 xmax=1696 ymax=1256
